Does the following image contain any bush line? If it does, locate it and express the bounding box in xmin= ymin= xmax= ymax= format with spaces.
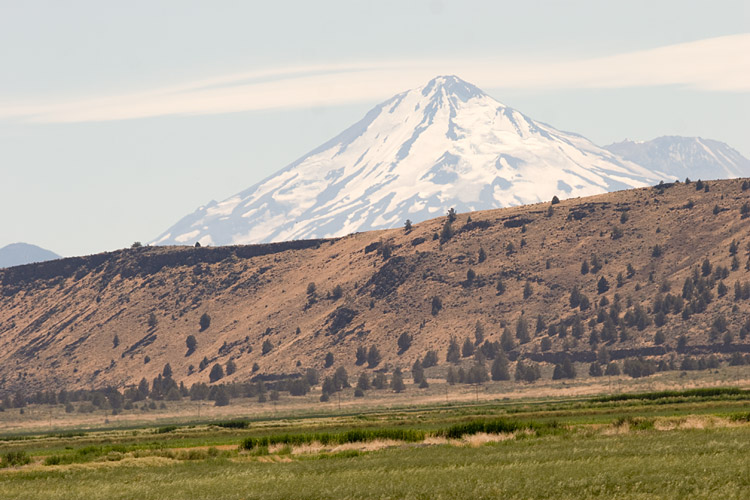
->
xmin=215 ymin=420 xmax=250 ymax=429
xmin=240 ymin=418 xmax=560 ymax=450
xmin=435 ymin=418 xmax=542 ymax=439
xmin=241 ymin=428 xmax=425 ymax=450
xmin=591 ymin=387 xmax=747 ymax=403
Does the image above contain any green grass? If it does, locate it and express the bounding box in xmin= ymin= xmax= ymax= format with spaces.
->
xmin=1 ymin=427 xmax=748 ymax=499
xmin=0 ymin=389 xmax=749 ymax=499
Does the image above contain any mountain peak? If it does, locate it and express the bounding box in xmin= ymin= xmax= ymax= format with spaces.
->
xmin=420 ymin=75 xmax=488 ymax=103
xmin=153 ymin=78 xmax=665 ymax=247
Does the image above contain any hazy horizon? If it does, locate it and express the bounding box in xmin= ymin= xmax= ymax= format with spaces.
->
xmin=1 ymin=1 xmax=748 ymax=257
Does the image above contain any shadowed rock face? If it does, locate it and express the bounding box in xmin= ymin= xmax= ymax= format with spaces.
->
xmin=1 ymin=178 xmax=749 ymax=396
xmin=152 ymin=75 xmax=663 ymax=248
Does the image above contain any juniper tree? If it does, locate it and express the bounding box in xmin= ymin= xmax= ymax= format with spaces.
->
xmin=462 ymin=337 xmax=475 ymax=358
xmin=446 ymin=337 xmax=461 ymax=364
xmin=186 ymin=335 xmax=197 ymax=353
xmin=333 ymin=367 xmax=350 ymax=390
xmin=412 ymin=359 xmax=424 ymax=384
xmin=440 ymin=220 xmax=454 ymax=243
xmin=515 ymin=361 xmax=541 ymax=382
xmin=431 ymin=296 xmax=443 ymax=315
xmin=372 ymin=372 xmax=388 ymax=389
xmin=500 ymin=328 xmax=516 ymax=352
xmin=367 ymin=345 xmax=382 ymax=368
xmin=570 ymin=286 xmax=581 ymax=308
xmin=604 ymin=361 xmax=621 ymax=376
xmin=490 ymin=353 xmax=510 ymax=381
xmin=516 ymin=317 xmax=530 ymax=344
xmin=209 ymin=363 xmax=224 ymax=383
xmin=540 ymin=337 xmax=552 ymax=351
xmin=474 ymin=321 xmax=485 ymax=345
xmin=214 ymin=386 xmax=230 ymax=407
xmin=305 ymin=368 xmax=320 ymax=386
xmin=390 ymin=368 xmax=405 ymax=393
xmin=262 ymin=339 xmax=273 ymax=355
xmin=467 ymin=363 xmax=489 ymax=384
xmin=356 ymin=372 xmax=370 ymax=391
xmin=589 ymin=363 xmax=603 ymax=377
xmin=355 ymin=346 xmax=367 ymax=365
xmin=199 ymin=313 xmax=211 ymax=331
xmin=478 ymin=247 xmax=487 ymax=263
xmin=446 ymin=367 xmax=458 ymax=385
xmin=148 ymin=313 xmax=158 ymax=329
xmin=397 ymin=332 xmax=412 ymax=353
xmin=581 ymin=260 xmax=589 ymax=275
xmin=535 ymin=315 xmax=546 ymax=334
xmin=422 ymin=350 xmax=438 ymax=368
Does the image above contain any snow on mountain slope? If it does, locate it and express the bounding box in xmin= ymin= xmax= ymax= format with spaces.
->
xmin=153 ymin=76 xmax=665 ymax=246
xmin=604 ymin=136 xmax=750 ymax=181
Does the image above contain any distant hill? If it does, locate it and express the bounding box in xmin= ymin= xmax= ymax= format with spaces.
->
xmin=605 ymin=136 xmax=750 ymax=181
xmin=1 ymin=178 xmax=748 ymax=396
xmin=0 ymin=243 xmax=60 ymax=269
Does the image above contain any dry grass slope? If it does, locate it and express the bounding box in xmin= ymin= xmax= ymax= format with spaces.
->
xmin=1 ymin=178 xmax=749 ymax=394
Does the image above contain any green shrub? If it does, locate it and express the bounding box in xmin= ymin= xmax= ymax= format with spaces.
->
xmin=436 ymin=418 xmax=537 ymax=439
xmin=592 ymin=387 xmax=746 ymax=403
xmin=613 ymin=417 xmax=655 ymax=430
xmin=241 ymin=428 xmax=425 ymax=451
xmin=1 ymin=451 xmax=31 ymax=468
xmin=216 ymin=419 xmax=249 ymax=429
xmin=729 ymin=412 xmax=750 ymax=422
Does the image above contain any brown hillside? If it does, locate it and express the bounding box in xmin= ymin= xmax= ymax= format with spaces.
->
xmin=1 ymin=178 xmax=749 ymax=395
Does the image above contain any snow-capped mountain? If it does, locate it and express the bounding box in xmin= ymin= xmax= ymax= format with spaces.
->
xmin=153 ymin=76 xmax=665 ymax=246
xmin=604 ymin=136 xmax=750 ymax=181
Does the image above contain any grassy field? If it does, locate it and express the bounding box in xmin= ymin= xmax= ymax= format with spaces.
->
xmin=1 ymin=387 xmax=749 ymax=499
xmin=1 ymin=363 xmax=747 ymax=436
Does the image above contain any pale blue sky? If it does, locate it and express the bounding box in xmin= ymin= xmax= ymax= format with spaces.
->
xmin=1 ymin=1 xmax=748 ymax=256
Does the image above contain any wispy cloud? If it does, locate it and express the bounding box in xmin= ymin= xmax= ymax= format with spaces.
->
xmin=1 ymin=34 xmax=747 ymax=123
